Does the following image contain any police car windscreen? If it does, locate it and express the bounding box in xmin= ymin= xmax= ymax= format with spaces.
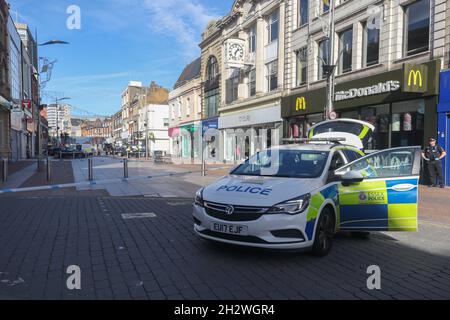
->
xmin=231 ymin=150 xmax=329 ymax=178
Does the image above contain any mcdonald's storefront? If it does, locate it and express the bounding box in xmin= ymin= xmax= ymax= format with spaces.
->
xmin=281 ymin=59 xmax=440 ymax=151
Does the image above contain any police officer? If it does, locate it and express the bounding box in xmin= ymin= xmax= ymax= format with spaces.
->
xmin=422 ymin=138 xmax=447 ymax=188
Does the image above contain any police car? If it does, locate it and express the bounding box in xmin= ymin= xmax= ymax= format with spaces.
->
xmin=193 ymin=119 xmax=421 ymax=256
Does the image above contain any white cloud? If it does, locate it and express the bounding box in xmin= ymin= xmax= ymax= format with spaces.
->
xmin=142 ymin=0 xmax=219 ymax=58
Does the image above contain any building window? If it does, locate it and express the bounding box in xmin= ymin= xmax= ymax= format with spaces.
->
xmin=299 ymin=0 xmax=309 ymax=26
xmin=268 ymin=10 xmax=279 ymax=44
xmin=206 ymin=56 xmax=218 ymax=81
xmin=339 ymin=28 xmax=353 ymax=74
xmin=323 ymin=0 xmax=329 ymax=13
xmin=362 ymin=21 xmax=380 ymax=67
xmin=404 ymin=0 xmax=430 ymax=57
xmin=249 ymin=69 xmax=256 ymax=97
xmin=318 ymin=39 xmax=330 ymax=80
xmin=226 ymin=68 xmax=240 ymax=104
xmin=249 ymin=25 xmax=256 ymax=53
xmin=186 ymin=98 xmax=191 ymax=115
xmin=296 ymin=47 xmax=308 ymax=86
xmin=266 ymin=60 xmax=278 ymax=91
xmin=205 ymin=89 xmax=219 ymax=118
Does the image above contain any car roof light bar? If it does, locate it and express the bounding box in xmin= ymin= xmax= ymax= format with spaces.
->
xmin=282 ymin=137 xmax=347 ymax=144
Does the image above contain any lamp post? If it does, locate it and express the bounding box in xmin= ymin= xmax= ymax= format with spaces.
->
xmin=55 ymin=97 xmax=70 ymax=146
xmin=324 ymin=0 xmax=336 ymax=120
xmin=37 ymin=39 xmax=69 ymax=155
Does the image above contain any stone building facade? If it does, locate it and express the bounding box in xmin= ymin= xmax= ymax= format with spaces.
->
xmin=0 ymin=0 xmax=10 ymax=159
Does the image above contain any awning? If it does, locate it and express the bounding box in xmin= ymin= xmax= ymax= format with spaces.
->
xmin=168 ymin=127 xmax=180 ymax=137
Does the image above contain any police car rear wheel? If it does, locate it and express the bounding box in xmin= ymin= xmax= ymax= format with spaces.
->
xmin=311 ymin=208 xmax=335 ymax=257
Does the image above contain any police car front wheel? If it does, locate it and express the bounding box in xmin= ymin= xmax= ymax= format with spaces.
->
xmin=311 ymin=208 xmax=335 ymax=257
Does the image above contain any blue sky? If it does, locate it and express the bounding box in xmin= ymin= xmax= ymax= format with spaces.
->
xmin=9 ymin=0 xmax=230 ymax=116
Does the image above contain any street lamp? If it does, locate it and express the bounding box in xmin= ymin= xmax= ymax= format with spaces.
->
xmin=55 ymin=97 xmax=71 ymax=146
xmin=36 ymin=39 xmax=69 ymax=156
xmin=39 ymin=40 xmax=70 ymax=46
xmin=325 ymin=0 xmax=336 ymax=121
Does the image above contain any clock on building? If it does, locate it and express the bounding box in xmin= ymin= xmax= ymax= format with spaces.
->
xmin=228 ymin=43 xmax=244 ymax=62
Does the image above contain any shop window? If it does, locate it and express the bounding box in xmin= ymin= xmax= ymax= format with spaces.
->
xmin=392 ymin=99 xmax=425 ymax=147
xmin=404 ymin=0 xmax=430 ymax=57
xmin=306 ymin=113 xmax=325 ymax=133
xmin=362 ymin=21 xmax=380 ymax=67
xmin=288 ymin=117 xmax=306 ymax=139
xmin=296 ymin=47 xmax=308 ymax=86
xmin=267 ymin=128 xmax=272 ymax=148
xmin=339 ymin=28 xmax=353 ymax=74
xmin=360 ymin=104 xmax=389 ymax=150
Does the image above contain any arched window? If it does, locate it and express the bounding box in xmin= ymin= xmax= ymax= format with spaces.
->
xmin=206 ymin=56 xmax=218 ymax=81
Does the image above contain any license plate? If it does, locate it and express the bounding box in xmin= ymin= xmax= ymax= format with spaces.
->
xmin=211 ymin=223 xmax=248 ymax=236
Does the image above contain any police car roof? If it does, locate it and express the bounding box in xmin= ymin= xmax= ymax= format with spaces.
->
xmin=274 ymin=143 xmax=339 ymax=151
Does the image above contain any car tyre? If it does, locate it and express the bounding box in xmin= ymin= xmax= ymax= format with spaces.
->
xmin=311 ymin=207 xmax=335 ymax=257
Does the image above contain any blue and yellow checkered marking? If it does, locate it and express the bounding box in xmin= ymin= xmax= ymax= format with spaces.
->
xmin=338 ymin=179 xmax=418 ymax=231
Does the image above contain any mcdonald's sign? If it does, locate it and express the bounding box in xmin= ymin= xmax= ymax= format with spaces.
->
xmin=403 ymin=64 xmax=428 ymax=93
xmin=295 ymin=97 xmax=306 ymax=111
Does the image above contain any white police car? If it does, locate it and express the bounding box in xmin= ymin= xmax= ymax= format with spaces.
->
xmin=193 ymin=119 xmax=421 ymax=256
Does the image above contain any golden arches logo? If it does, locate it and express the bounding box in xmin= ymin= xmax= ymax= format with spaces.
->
xmin=296 ymin=97 xmax=306 ymax=111
xmin=408 ymin=69 xmax=423 ymax=87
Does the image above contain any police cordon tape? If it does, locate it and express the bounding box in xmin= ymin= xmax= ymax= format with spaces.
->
xmin=0 ymin=166 xmax=230 ymax=194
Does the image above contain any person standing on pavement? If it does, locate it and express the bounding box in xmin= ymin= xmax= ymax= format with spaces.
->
xmin=421 ymin=138 xmax=446 ymax=188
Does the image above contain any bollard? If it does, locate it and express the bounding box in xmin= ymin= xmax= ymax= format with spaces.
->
xmin=88 ymin=158 xmax=94 ymax=181
xmin=2 ymin=158 xmax=7 ymax=182
xmin=46 ymin=157 xmax=51 ymax=182
xmin=201 ymin=140 xmax=206 ymax=177
xmin=123 ymin=158 xmax=129 ymax=179
xmin=59 ymin=150 xmax=62 ymax=161
xmin=37 ymin=155 xmax=44 ymax=172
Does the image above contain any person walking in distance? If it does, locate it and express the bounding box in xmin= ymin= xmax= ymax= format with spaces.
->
xmin=422 ymin=137 xmax=447 ymax=188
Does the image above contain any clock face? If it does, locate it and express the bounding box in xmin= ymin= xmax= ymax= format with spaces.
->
xmin=228 ymin=43 xmax=244 ymax=62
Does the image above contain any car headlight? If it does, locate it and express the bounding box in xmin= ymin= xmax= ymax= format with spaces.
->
xmin=194 ymin=188 xmax=204 ymax=207
xmin=267 ymin=194 xmax=311 ymax=215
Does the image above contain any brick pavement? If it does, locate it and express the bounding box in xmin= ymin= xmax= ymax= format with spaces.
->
xmin=0 ymin=195 xmax=449 ymax=300
xmin=20 ymin=160 xmax=74 ymax=188
xmin=418 ymin=186 xmax=450 ymax=224
xmin=4 ymin=161 xmax=34 ymax=176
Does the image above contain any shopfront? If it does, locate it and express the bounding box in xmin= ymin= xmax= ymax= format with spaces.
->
xmin=282 ymin=60 xmax=440 ymax=151
xmin=168 ymin=127 xmax=181 ymax=157
xmin=437 ymin=69 xmax=450 ymax=186
xmin=180 ymin=121 xmax=201 ymax=159
xmin=219 ymin=104 xmax=282 ymax=163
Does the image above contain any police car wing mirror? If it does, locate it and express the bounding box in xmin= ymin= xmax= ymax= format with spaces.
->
xmin=341 ymin=170 xmax=364 ymax=186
